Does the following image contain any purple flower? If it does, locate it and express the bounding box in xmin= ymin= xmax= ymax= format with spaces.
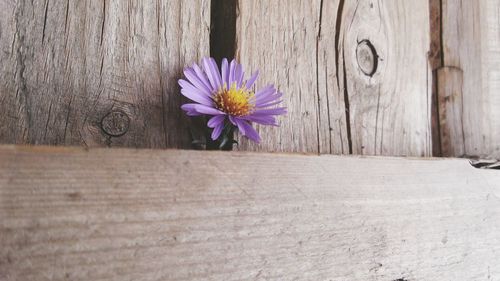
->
xmin=179 ymin=57 xmax=286 ymax=143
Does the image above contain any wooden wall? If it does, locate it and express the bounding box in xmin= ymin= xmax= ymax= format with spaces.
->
xmin=0 ymin=0 xmax=209 ymax=148
xmin=235 ymin=1 xmax=432 ymax=156
xmin=0 ymin=0 xmax=499 ymax=159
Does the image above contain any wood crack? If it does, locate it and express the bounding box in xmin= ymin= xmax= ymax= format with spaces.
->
xmin=334 ymin=0 xmax=353 ymax=154
xmin=315 ymin=0 xmax=325 ymax=154
xmin=374 ymin=85 xmax=381 ymax=154
xmin=100 ymin=0 xmax=106 ymax=46
xmin=63 ymin=96 xmax=72 ymax=143
xmin=431 ymin=0 xmax=444 ymax=156
xmin=42 ymin=0 xmax=49 ymax=44
xmin=341 ymin=48 xmax=353 ymax=154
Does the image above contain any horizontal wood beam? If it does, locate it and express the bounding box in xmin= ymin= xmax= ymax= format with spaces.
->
xmin=1 ymin=146 xmax=500 ymax=280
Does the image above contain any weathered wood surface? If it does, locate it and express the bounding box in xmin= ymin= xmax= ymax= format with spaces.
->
xmin=0 ymin=0 xmax=210 ymax=148
xmin=437 ymin=67 xmax=465 ymax=157
xmin=235 ymin=0 xmax=432 ymax=156
xmin=1 ymin=145 xmax=500 ymax=280
xmin=440 ymin=0 xmax=500 ymax=159
xmin=235 ymin=0 xmax=336 ymax=154
xmin=340 ymin=0 xmax=433 ymax=157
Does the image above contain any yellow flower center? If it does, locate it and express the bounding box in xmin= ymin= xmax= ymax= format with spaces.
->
xmin=213 ymin=83 xmax=255 ymax=116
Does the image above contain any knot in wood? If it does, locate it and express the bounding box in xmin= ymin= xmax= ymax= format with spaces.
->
xmin=101 ymin=110 xmax=130 ymax=137
xmin=356 ymin=40 xmax=378 ymax=76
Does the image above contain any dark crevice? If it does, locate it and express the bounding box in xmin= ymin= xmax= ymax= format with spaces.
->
xmin=315 ymin=0 xmax=324 ymax=154
xmin=100 ymin=0 xmax=106 ymax=46
xmin=430 ymin=0 xmax=444 ymax=156
xmin=334 ymin=0 xmax=353 ymax=154
xmin=42 ymin=0 xmax=49 ymax=44
xmin=210 ymin=0 xmax=237 ymax=64
xmin=334 ymin=0 xmax=345 ymax=90
xmin=64 ymin=1 xmax=70 ymax=33
xmin=438 ymin=0 xmax=445 ymax=66
xmin=206 ymin=0 xmax=237 ymax=150
xmin=342 ymin=49 xmax=353 ymax=154
xmin=374 ymin=85 xmax=381 ymax=154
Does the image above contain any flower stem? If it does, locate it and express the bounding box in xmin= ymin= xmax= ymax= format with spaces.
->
xmin=206 ymin=121 xmax=235 ymax=151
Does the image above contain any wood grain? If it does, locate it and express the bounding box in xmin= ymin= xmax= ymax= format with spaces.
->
xmin=440 ymin=0 xmax=500 ymax=159
xmin=235 ymin=0 xmax=432 ymax=156
xmin=437 ymin=67 xmax=465 ymax=157
xmin=235 ymin=0 xmax=340 ymax=154
xmin=1 ymin=145 xmax=500 ymax=280
xmin=0 ymin=0 xmax=210 ymax=148
xmin=340 ymin=0 xmax=433 ymax=156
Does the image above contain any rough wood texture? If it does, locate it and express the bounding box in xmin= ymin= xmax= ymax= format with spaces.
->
xmin=440 ymin=0 xmax=500 ymax=159
xmin=429 ymin=0 xmax=444 ymax=157
xmin=340 ymin=0 xmax=432 ymax=157
xmin=235 ymin=0 xmax=432 ymax=156
xmin=1 ymin=145 xmax=500 ymax=280
xmin=0 ymin=0 xmax=210 ymax=148
xmin=437 ymin=67 xmax=465 ymax=157
xmin=235 ymin=0 xmax=339 ymax=154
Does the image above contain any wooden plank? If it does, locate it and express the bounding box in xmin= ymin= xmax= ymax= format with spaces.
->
xmin=340 ymin=0 xmax=433 ymax=156
xmin=235 ymin=0 xmax=346 ymax=154
xmin=235 ymin=0 xmax=432 ymax=156
xmin=1 ymin=145 xmax=500 ymax=280
xmin=0 ymin=0 xmax=210 ymax=148
xmin=441 ymin=0 xmax=500 ymax=159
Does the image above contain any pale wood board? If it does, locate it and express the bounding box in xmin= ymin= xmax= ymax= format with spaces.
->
xmin=441 ymin=0 xmax=500 ymax=159
xmin=0 ymin=0 xmax=210 ymax=148
xmin=235 ymin=0 xmax=341 ymax=154
xmin=339 ymin=0 xmax=433 ymax=157
xmin=1 ymin=145 xmax=500 ymax=280
xmin=235 ymin=0 xmax=432 ymax=156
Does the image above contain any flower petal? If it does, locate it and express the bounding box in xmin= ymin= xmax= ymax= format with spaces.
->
xmin=252 ymin=107 xmax=287 ymax=116
xmin=228 ymin=59 xmax=236 ymax=85
xmin=256 ymin=99 xmax=283 ymax=108
xmin=193 ymin=104 xmax=225 ymax=115
xmin=211 ymin=123 xmax=224 ymax=140
xmin=234 ymin=118 xmax=246 ymax=135
xmin=203 ymin=57 xmax=222 ymax=90
xmin=181 ymin=103 xmax=203 ymax=116
xmin=234 ymin=63 xmax=244 ymax=88
xmin=178 ymin=79 xmax=211 ymax=97
xmin=235 ymin=118 xmax=261 ymax=143
xmin=181 ymin=89 xmax=213 ymax=106
xmin=241 ymin=115 xmax=278 ymax=126
xmin=256 ymin=91 xmax=283 ymax=106
xmin=207 ymin=115 xmax=225 ymax=128
xmin=245 ymin=70 xmax=259 ymax=89
xmin=186 ymin=111 xmax=203 ymax=116
xmin=192 ymin=63 xmax=213 ymax=92
xmin=210 ymin=57 xmax=223 ymax=88
xmin=184 ymin=67 xmax=212 ymax=95
xmin=178 ymin=80 xmax=214 ymax=106
xmin=255 ymin=85 xmax=277 ymax=103
xmin=221 ymin=58 xmax=229 ymax=88
xmin=228 ymin=115 xmax=237 ymax=126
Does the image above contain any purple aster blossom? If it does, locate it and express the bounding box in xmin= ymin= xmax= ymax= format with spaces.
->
xmin=179 ymin=57 xmax=286 ymax=143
